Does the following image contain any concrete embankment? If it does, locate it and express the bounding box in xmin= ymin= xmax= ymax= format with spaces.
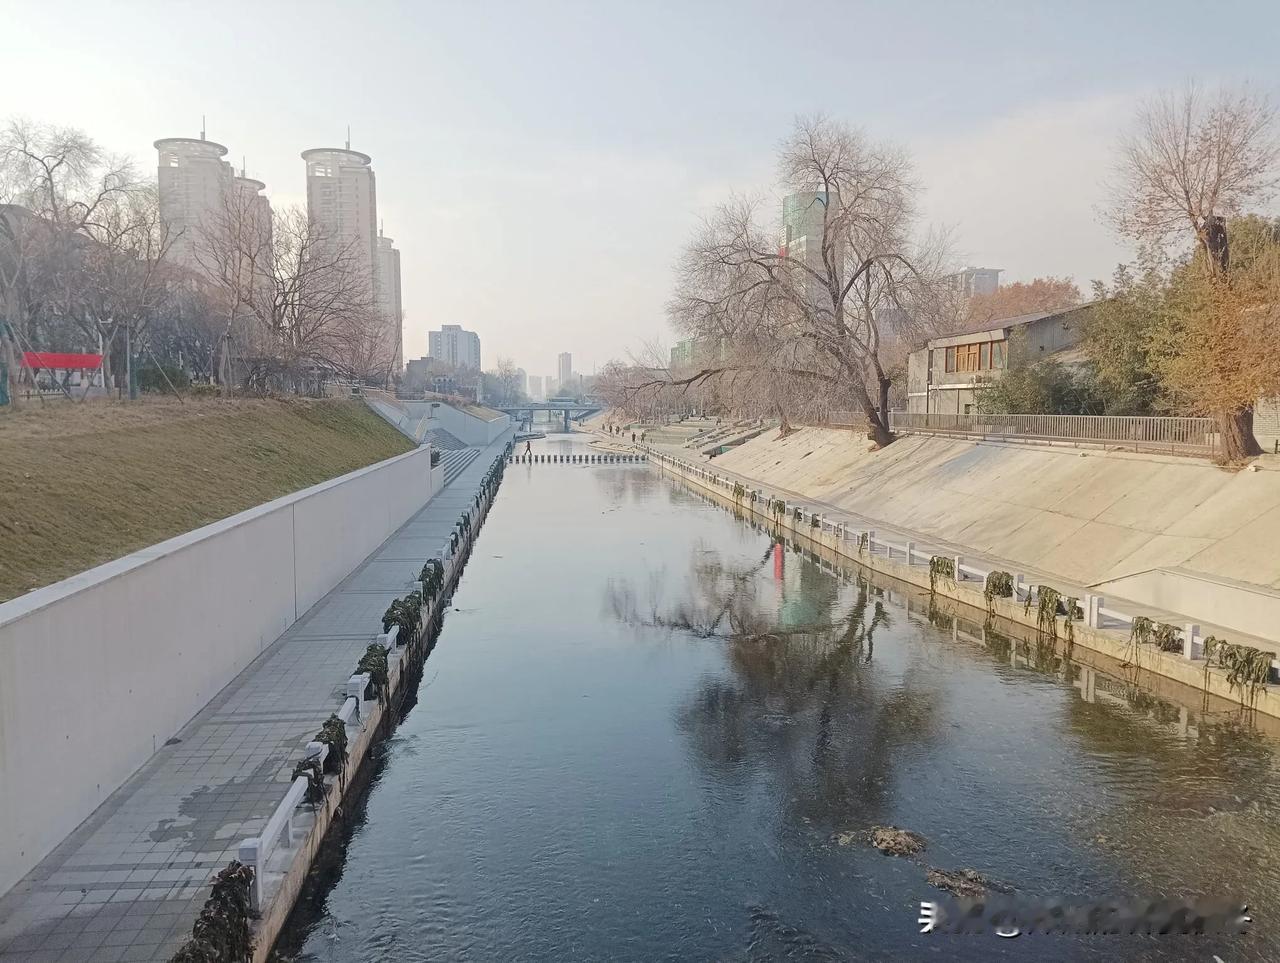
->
xmin=0 ymin=434 xmax=513 ymax=962
xmin=649 ymin=438 xmax=1280 ymax=719
xmin=0 ymin=442 xmax=443 ymax=902
xmin=701 ymin=427 xmax=1280 ymax=643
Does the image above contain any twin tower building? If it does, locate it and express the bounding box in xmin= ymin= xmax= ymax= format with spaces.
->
xmin=153 ymin=133 xmax=403 ymax=371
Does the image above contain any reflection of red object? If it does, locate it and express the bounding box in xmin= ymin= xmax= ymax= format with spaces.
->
xmin=773 ymin=543 xmax=783 ymax=580
xmin=21 ymin=352 xmax=103 ymax=369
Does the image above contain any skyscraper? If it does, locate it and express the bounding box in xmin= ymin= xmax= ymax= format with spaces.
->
xmin=154 ymin=135 xmax=234 ymax=267
xmin=558 ymin=352 xmax=572 ymax=392
xmin=301 ymin=146 xmax=378 ymax=280
xmin=428 ymin=325 xmax=482 ymax=370
xmin=528 ymin=374 xmax=543 ymax=400
xmin=781 ymin=191 xmax=842 ymax=314
xmin=376 ymin=228 xmax=403 ymax=371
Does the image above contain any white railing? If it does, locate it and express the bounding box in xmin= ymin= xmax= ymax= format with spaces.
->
xmin=887 ymin=411 xmax=1219 ymax=458
xmin=647 ymin=448 xmax=1275 ymax=672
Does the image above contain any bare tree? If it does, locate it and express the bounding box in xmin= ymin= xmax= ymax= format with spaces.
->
xmin=75 ymin=185 xmax=179 ymax=396
xmin=199 ymin=200 xmax=381 ymax=393
xmin=0 ymin=119 xmax=141 ymax=391
xmin=1109 ymin=84 xmax=1280 ymax=459
xmin=1109 ymin=84 xmax=1279 ymax=271
xmin=667 ymin=117 xmax=953 ymax=447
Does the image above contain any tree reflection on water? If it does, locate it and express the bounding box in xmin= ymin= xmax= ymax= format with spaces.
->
xmin=606 ymin=539 xmax=942 ymax=828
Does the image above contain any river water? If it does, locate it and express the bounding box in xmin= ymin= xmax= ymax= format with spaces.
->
xmin=277 ymin=437 xmax=1280 ymax=962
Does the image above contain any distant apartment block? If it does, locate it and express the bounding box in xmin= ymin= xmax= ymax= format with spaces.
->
xmin=428 ymin=325 xmax=482 ymax=370
xmin=670 ymin=336 xmax=726 ymax=369
xmin=302 ymin=146 xmax=378 ymax=278
xmin=376 ymin=228 xmax=403 ymax=372
xmin=528 ymin=374 xmax=543 ymax=400
xmin=948 ymin=267 xmax=1002 ymax=299
xmin=155 ymin=135 xmax=271 ymax=268
xmin=558 ymin=352 xmax=572 ymax=390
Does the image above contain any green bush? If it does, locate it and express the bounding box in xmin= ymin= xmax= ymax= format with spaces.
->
xmin=137 ymin=363 xmax=191 ymax=394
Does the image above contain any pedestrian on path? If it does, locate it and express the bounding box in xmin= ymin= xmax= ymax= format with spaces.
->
xmin=525 ymin=440 xmax=532 ymax=458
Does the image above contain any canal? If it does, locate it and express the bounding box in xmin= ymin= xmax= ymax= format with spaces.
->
xmin=277 ymin=437 xmax=1280 ymax=962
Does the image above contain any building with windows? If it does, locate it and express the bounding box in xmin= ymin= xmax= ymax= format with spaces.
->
xmin=528 ymin=374 xmax=543 ymax=400
xmin=375 ymin=228 xmax=403 ymax=372
xmin=905 ymin=305 xmax=1094 ymax=416
xmin=670 ymin=337 xmax=726 ymax=369
xmin=947 ymin=267 xmax=1002 ymax=299
xmin=301 ymin=146 xmax=378 ymax=277
xmin=155 ymin=135 xmax=236 ymax=267
xmin=558 ymin=352 xmax=572 ymax=390
xmin=428 ymin=325 xmax=482 ymax=370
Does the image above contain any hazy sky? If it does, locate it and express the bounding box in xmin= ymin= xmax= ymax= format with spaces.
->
xmin=4 ymin=0 xmax=1279 ymax=379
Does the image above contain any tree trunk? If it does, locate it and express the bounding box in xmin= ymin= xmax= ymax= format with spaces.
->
xmin=1218 ymin=406 xmax=1263 ymax=461
xmin=1 ymin=330 xmax=19 ymax=410
xmin=865 ymin=410 xmax=894 ymax=449
xmin=775 ymin=402 xmax=796 ymax=439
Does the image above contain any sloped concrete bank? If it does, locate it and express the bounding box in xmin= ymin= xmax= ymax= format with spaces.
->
xmin=703 ymin=427 xmax=1280 ymax=641
xmin=651 ymin=451 xmax=1280 ymax=720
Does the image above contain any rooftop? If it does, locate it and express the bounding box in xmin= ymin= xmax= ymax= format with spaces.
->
xmin=301 ymin=147 xmax=372 ymax=166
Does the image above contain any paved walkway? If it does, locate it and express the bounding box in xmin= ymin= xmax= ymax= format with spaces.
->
xmin=0 ymin=433 xmax=511 ymax=963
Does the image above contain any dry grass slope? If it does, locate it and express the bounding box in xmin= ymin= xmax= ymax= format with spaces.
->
xmin=0 ymin=398 xmax=414 ymax=601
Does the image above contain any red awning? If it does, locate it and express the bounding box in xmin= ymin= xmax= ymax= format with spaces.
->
xmin=21 ymin=352 xmax=103 ymax=370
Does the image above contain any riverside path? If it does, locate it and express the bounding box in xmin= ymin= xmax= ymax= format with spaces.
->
xmin=0 ymin=431 xmax=512 ymax=963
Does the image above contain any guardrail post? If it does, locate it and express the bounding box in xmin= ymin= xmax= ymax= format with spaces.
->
xmin=904 ymin=541 xmax=915 ymax=565
xmin=953 ymin=555 xmax=964 ymax=581
xmin=1184 ymin=623 xmax=1202 ymax=660
xmin=238 ymin=837 xmax=262 ymax=907
xmin=1014 ymin=575 xmax=1026 ymax=601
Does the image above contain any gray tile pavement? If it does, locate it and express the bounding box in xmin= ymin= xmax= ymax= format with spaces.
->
xmin=0 ymin=435 xmax=510 ymax=962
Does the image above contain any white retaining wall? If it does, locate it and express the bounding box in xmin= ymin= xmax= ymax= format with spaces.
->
xmin=407 ymin=401 xmax=510 ymax=447
xmin=0 ymin=444 xmax=440 ymax=896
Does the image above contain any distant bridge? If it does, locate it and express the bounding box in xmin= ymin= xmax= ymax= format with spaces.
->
xmin=497 ymin=401 xmax=602 ymax=431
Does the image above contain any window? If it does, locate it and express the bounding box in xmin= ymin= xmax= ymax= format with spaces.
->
xmin=991 ymin=340 xmax=1007 ymax=369
xmin=956 ymin=343 xmax=980 ymax=372
xmin=944 ymin=346 xmax=956 ymax=372
xmin=979 ymin=342 xmax=990 ymax=369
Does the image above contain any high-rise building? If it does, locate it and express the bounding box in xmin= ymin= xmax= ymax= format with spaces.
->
xmin=428 ymin=325 xmax=482 ymax=370
xmin=514 ymin=367 xmax=528 ymax=396
xmin=528 ymin=375 xmax=543 ymax=400
xmin=376 ymin=228 xmax=403 ymax=372
xmin=154 ymin=135 xmax=235 ymax=267
xmin=301 ymin=146 xmax=378 ymax=280
xmin=781 ymin=191 xmax=841 ymax=304
xmin=949 ymin=267 xmax=1002 ymax=298
xmin=558 ymin=352 xmax=572 ymax=392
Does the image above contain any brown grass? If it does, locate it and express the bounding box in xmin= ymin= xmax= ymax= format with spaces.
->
xmin=0 ymin=397 xmax=413 ymax=602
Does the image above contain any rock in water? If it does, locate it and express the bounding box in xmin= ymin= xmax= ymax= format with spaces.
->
xmin=926 ymin=868 xmax=1011 ymax=898
xmin=868 ymin=826 xmax=927 ymax=856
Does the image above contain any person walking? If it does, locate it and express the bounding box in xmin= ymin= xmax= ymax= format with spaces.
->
xmin=524 ymin=440 xmax=532 ymax=459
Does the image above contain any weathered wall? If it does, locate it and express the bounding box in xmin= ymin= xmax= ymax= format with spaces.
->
xmin=0 ymin=445 xmax=441 ymax=896
xmin=710 ymin=428 xmax=1280 ymax=632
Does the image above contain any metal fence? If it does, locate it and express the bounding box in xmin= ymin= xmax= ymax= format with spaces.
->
xmin=887 ymin=411 xmax=1220 ymax=458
